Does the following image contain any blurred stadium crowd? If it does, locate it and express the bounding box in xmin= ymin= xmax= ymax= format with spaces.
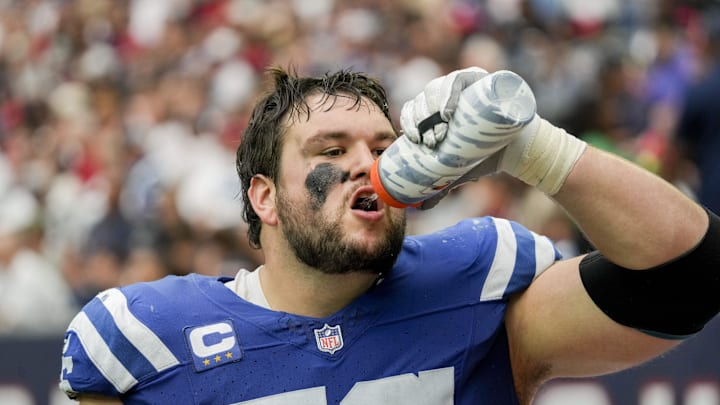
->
xmin=0 ymin=0 xmax=718 ymax=336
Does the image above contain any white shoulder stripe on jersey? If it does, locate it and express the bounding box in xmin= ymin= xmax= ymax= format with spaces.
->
xmin=534 ymin=233 xmax=557 ymax=278
xmin=480 ymin=218 xmax=517 ymax=301
xmin=100 ymin=288 xmax=180 ymax=372
xmin=68 ymin=312 xmax=137 ymax=393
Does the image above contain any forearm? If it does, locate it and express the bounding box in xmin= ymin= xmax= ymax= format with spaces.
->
xmin=553 ymin=145 xmax=708 ymax=269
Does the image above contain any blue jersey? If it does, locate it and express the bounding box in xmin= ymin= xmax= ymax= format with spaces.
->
xmin=60 ymin=217 xmax=559 ymax=404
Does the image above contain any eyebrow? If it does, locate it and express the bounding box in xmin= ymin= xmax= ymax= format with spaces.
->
xmin=302 ymin=130 xmax=397 ymax=152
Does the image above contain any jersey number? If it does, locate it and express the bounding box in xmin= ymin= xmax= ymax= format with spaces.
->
xmin=231 ymin=367 xmax=454 ymax=405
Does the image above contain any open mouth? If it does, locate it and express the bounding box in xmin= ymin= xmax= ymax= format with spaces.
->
xmin=352 ymin=193 xmax=379 ymax=212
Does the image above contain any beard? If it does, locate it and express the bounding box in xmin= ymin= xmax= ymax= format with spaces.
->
xmin=276 ymin=188 xmax=406 ymax=276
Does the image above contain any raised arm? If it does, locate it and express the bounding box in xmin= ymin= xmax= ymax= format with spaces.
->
xmin=504 ymin=143 xmax=715 ymax=400
xmin=390 ymin=67 xmax=720 ymax=403
xmin=497 ymin=97 xmax=718 ymax=401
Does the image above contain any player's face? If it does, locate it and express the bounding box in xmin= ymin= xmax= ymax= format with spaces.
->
xmin=275 ymin=93 xmax=406 ymax=275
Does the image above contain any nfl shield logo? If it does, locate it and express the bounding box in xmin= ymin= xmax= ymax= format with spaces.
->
xmin=314 ymin=323 xmax=344 ymax=355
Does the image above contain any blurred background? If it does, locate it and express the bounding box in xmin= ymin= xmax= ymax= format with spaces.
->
xmin=0 ymin=0 xmax=719 ymax=404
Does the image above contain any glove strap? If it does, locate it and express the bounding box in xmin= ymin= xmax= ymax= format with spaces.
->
xmin=416 ymin=111 xmax=445 ymax=144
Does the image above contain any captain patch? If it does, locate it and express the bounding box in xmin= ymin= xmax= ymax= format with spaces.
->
xmin=185 ymin=320 xmax=242 ymax=372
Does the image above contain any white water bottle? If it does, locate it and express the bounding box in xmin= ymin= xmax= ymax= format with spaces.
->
xmin=370 ymin=70 xmax=537 ymax=208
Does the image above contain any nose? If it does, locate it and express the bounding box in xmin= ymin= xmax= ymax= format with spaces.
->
xmin=348 ymin=145 xmax=376 ymax=181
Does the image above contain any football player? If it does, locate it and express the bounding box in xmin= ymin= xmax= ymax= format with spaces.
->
xmin=60 ymin=67 xmax=720 ymax=405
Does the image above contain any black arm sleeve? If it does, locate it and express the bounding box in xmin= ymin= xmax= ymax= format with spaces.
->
xmin=579 ymin=208 xmax=720 ymax=338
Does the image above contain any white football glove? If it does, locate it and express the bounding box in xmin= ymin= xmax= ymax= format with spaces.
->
xmin=400 ymin=67 xmax=488 ymax=148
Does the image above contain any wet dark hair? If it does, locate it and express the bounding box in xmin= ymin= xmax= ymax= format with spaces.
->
xmin=236 ymin=66 xmax=394 ymax=248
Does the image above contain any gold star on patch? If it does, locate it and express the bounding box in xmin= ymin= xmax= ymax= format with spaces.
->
xmin=225 ymin=352 xmax=233 ymax=359
xmin=214 ymin=355 xmax=221 ymax=363
xmin=203 ymin=359 xmax=210 ymax=366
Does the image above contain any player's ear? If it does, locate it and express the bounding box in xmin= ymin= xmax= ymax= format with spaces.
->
xmin=248 ymin=174 xmax=278 ymax=226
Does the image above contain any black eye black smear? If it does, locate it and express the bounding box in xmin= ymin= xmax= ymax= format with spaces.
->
xmin=305 ymin=163 xmax=350 ymax=209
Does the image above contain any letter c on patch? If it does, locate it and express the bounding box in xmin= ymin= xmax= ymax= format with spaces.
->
xmin=189 ymin=322 xmax=236 ymax=358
